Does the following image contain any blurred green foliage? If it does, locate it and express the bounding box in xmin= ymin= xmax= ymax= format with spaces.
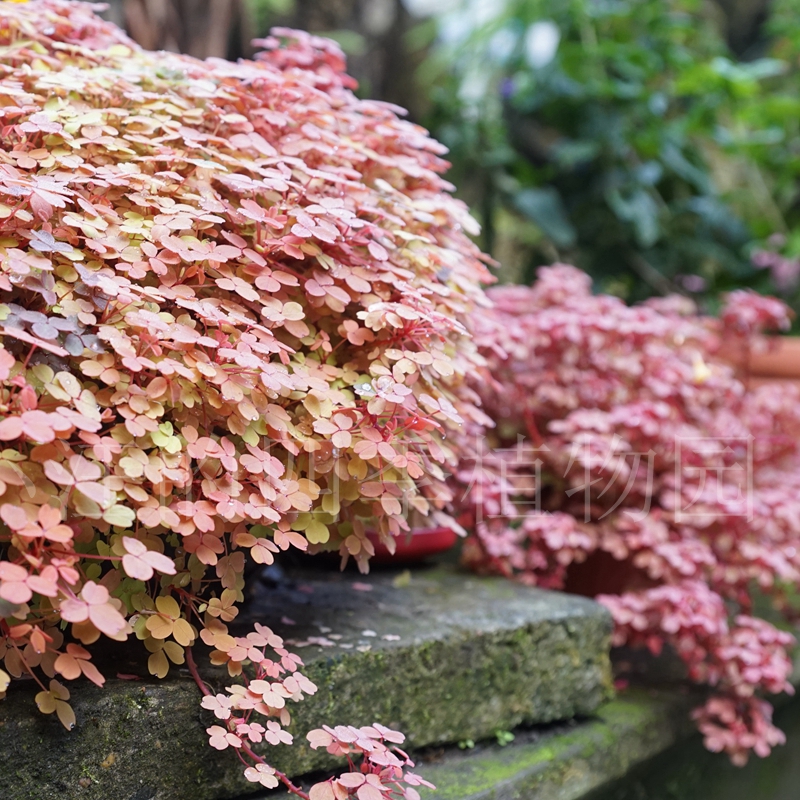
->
xmin=246 ymin=0 xmax=295 ymax=39
xmin=419 ymin=0 xmax=800 ymax=305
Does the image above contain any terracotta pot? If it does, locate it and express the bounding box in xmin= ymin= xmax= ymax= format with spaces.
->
xmin=366 ymin=526 xmax=459 ymax=565
xmin=747 ymin=376 xmax=800 ymax=391
xmin=719 ymin=335 xmax=800 ymax=380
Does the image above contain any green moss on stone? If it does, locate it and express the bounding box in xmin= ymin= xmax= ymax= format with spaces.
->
xmin=413 ymin=691 xmax=699 ymax=800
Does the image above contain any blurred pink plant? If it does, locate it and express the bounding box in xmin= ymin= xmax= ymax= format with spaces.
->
xmin=459 ymin=264 xmax=799 ymax=764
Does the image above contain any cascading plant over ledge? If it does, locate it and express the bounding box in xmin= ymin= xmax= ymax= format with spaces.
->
xmin=459 ymin=263 xmax=800 ymax=766
xmin=0 ymin=0 xmax=492 ymax=794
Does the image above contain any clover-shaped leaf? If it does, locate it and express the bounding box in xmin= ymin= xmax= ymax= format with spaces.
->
xmin=121 ymin=537 xmax=177 ymax=582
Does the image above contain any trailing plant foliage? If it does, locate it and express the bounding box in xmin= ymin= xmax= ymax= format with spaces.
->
xmin=0 ymin=0 xmax=489 ymax=789
xmin=188 ymin=632 xmax=432 ymax=799
xmin=459 ymin=263 xmax=799 ymax=765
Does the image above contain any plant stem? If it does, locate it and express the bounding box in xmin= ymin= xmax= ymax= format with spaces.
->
xmin=185 ymin=645 xmax=211 ymax=697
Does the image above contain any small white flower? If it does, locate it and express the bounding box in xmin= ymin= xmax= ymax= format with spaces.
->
xmin=524 ymin=21 xmax=560 ymax=69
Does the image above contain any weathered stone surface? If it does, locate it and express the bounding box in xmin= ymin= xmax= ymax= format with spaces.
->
xmin=587 ymin=694 xmax=800 ymax=800
xmin=409 ymin=689 xmax=698 ymax=800
xmin=0 ymin=565 xmax=613 ymax=800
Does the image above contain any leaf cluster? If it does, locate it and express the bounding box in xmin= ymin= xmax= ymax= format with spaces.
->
xmin=0 ymin=0 xmax=490 ymax=731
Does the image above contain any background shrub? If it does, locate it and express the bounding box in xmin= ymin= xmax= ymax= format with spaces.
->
xmin=418 ymin=0 xmax=800 ymax=308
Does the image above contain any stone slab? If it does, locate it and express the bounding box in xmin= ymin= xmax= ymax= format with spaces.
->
xmin=0 ymin=565 xmax=613 ymax=800
xmin=409 ymin=689 xmax=698 ymax=800
xmin=584 ymin=694 xmax=800 ymax=800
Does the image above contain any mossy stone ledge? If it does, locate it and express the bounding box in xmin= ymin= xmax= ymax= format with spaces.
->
xmin=410 ymin=689 xmax=698 ymax=800
xmin=0 ymin=565 xmax=613 ymax=800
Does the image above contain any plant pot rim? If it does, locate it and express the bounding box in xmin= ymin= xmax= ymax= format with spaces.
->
xmin=366 ymin=526 xmax=459 ymax=565
xmin=719 ymin=334 xmax=800 ymax=380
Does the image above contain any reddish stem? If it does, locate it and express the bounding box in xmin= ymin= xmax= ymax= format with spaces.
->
xmin=185 ymin=645 xmax=212 ymax=698
xmin=51 ymin=551 xmax=121 ymax=561
xmin=523 ymin=409 xmax=544 ymax=447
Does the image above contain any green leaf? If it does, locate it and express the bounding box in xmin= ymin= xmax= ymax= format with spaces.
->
xmin=660 ymin=145 xmax=710 ymax=193
xmin=513 ymin=187 xmax=577 ymax=247
xmin=606 ymin=188 xmax=661 ymax=248
xmin=103 ymin=504 xmax=136 ymax=529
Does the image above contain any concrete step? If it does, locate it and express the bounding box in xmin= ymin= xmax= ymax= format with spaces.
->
xmin=412 ymin=689 xmax=697 ymax=800
xmin=399 ymin=688 xmax=800 ymax=800
xmin=0 ymin=565 xmax=613 ymax=800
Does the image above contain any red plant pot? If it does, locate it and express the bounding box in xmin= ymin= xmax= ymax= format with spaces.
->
xmin=366 ymin=526 xmax=459 ymax=565
xmin=719 ymin=335 xmax=800 ymax=380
